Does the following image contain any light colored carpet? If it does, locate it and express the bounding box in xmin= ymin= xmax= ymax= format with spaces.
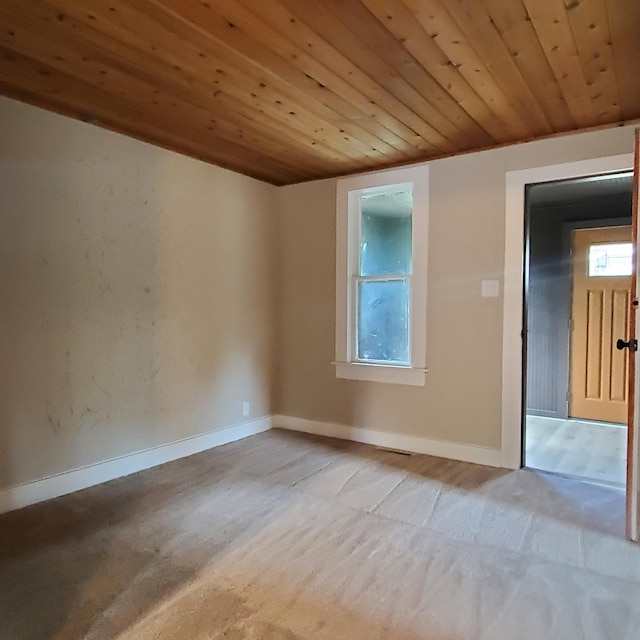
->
xmin=1 ymin=428 xmax=639 ymax=639
xmin=526 ymin=415 xmax=627 ymax=485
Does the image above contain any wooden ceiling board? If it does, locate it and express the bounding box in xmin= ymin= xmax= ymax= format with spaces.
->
xmin=161 ymin=0 xmax=427 ymax=156
xmin=0 ymin=0 xmax=638 ymax=185
xmin=605 ymin=0 xmax=640 ymax=121
xmin=0 ymin=48 xmax=303 ymax=185
xmin=400 ymin=0 xmax=537 ymax=140
xmin=70 ymin=0 xmax=367 ymax=167
xmin=0 ymin=0 xmax=338 ymax=182
xmin=442 ymin=0 xmax=556 ymax=136
xmin=563 ymin=0 xmax=621 ymax=124
xmin=43 ymin=0 xmax=374 ymax=174
xmin=224 ymin=0 xmax=446 ymax=153
xmin=300 ymin=0 xmax=494 ymax=148
xmin=361 ymin=0 xmax=514 ymax=144
xmin=479 ymin=0 xmax=576 ymax=131
xmin=127 ymin=0 xmax=400 ymax=167
xmin=0 ymin=3 xmax=336 ymax=179
xmin=523 ymin=0 xmax=600 ymax=127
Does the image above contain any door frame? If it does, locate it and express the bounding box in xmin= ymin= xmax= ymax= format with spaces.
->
xmin=502 ymin=154 xmax=634 ymax=469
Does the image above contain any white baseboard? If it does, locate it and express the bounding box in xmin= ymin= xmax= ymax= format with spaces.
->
xmin=0 ymin=416 xmax=272 ymax=515
xmin=274 ymin=415 xmax=502 ymax=468
xmin=0 ymin=414 xmax=503 ymax=515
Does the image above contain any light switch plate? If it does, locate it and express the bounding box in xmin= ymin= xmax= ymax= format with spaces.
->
xmin=481 ymin=280 xmax=500 ymax=298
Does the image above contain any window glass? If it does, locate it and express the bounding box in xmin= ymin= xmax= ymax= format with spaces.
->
xmin=357 ymin=279 xmax=409 ymax=363
xmin=359 ymin=191 xmax=412 ymax=276
xmin=588 ymin=242 xmax=633 ymax=277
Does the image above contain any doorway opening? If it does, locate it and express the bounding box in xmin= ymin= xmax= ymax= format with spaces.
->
xmin=524 ymin=172 xmax=634 ymax=485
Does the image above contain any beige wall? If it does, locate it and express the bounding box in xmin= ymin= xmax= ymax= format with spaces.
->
xmin=0 ymin=94 xmax=635 ymax=491
xmin=0 ymin=97 xmax=277 ymax=490
xmin=276 ymin=126 xmax=636 ymax=450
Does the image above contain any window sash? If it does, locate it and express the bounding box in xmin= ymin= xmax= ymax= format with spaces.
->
xmin=351 ymin=274 xmax=412 ymax=366
xmin=349 ymin=189 xmax=414 ymax=366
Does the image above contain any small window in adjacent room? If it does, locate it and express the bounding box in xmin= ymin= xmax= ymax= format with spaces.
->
xmin=588 ymin=242 xmax=633 ymax=277
xmin=334 ymin=165 xmax=429 ymax=386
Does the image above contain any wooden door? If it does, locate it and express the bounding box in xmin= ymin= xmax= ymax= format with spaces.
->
xmin=627 ymin=129 xmax=640 ymax=542
xmin=570 ymin=226 xmax=633 ymax=424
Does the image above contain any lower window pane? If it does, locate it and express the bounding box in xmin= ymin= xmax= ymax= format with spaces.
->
xmin=357 ymin=279 xmax=409 ymax=363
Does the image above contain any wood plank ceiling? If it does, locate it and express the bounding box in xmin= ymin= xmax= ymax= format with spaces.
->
xmin=0 ymin=0 xmax=638 ymax=185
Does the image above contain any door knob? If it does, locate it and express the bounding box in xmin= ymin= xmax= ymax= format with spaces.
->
xmin=616 ymin=338 xmax=638 ymax=352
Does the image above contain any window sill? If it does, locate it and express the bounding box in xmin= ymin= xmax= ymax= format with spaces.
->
xmin=333 ymin=361 xmax=427 ymax=386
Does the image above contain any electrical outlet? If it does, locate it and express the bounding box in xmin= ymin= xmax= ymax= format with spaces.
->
xmin=242 ymin=401 xmax=250 ymax=417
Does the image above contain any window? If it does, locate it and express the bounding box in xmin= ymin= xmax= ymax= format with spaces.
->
xmin=335 ymin=165 xmax=429 ymax=385
xmin=588 ymin=242 xmax=633 ymax=277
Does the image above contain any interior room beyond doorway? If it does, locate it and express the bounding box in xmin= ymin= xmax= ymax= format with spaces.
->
xmin=524 ymin=172 xmax=633 ymax=486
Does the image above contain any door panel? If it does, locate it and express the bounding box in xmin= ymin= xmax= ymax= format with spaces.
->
xmin=611 ymin=290 xmax=630 ymax=401
xmin=570 ymin=226 xmax=632 ymax=424
xmin=628 ymin=129 xmax=640 ymax=542
xmin=586 ymin=289 xmax=604 ymax=400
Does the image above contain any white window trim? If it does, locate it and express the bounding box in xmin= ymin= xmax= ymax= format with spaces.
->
xmin=335 ymin=164 xmax=429 ymax=386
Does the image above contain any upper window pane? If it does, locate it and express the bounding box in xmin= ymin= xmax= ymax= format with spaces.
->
xmin=359 ymin=191 xmax=412 ymax=276
xmin=588 ymin=242 xmax=633 ymax=277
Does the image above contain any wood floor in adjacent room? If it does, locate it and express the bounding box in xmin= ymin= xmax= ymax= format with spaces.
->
xmin=1 ymin=429 xmax=640 ymax=640
xmin=525 ymin=415 xmax=627 ymax=485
